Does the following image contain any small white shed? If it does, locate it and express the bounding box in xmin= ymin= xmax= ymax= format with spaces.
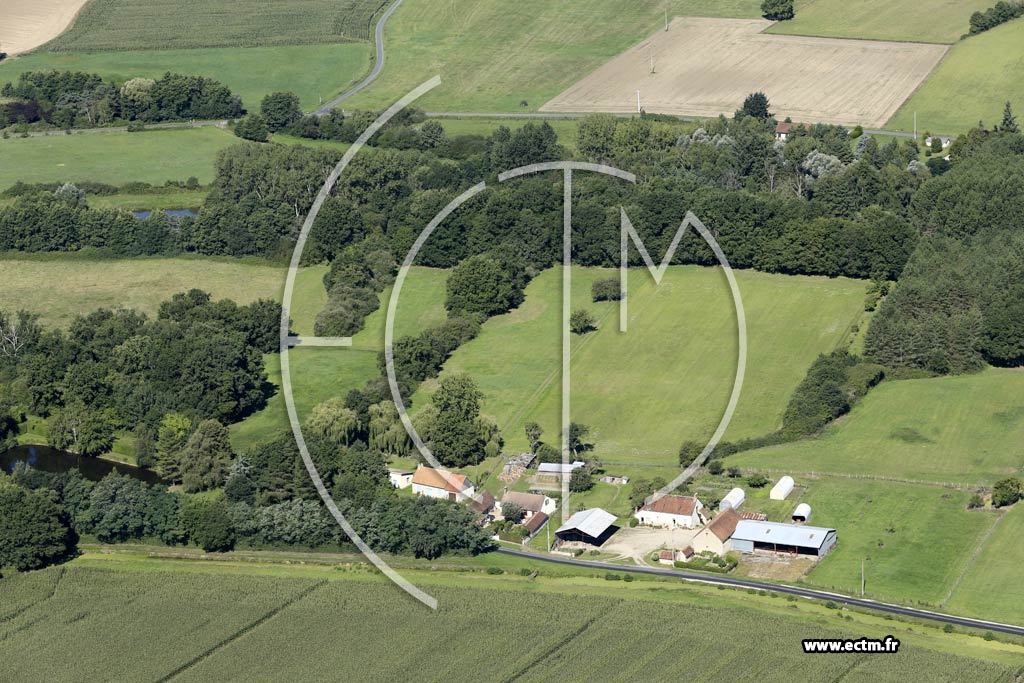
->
xmin=792 ymin=503 xmax=812 ymax=523
xmin=770 ymin=476 xmax=794 ymax=501
xmin=719 ymin=487 xmax=745 ymax=512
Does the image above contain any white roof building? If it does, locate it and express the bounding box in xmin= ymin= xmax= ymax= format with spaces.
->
xmin=770 ymin=476 xmax=794 ymax=501
xmin=537 ymin=461 xmax=586 ymax=476
xmin=719 ymin=487 xmax=745 ymax=512
xmin=792 ymin=503 xmax=812 ymax=522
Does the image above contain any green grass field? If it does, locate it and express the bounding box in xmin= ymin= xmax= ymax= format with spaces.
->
xmin=0 ymin=562 xmax=1018 ymax=681
xmin=40 ymin=0 xmax=384 ymax=51
xmin=0 ymin=127 xmax=239 ymax=190
xmin=346 ymin=0 xmax=762 ymax=112
xmin=412 ymin=266 xmax=866 ymax=469
xmin=767 ymin=0 xmax=990 ymax=44
xmin=0 ymin=255 xmax=288 ymax=328
xmin=730 ymin=369 xmax=1024 ymax=485
xmin=230 ymin=267 xmax=449 ymax=451
xmin=945 ymin=504 xmax=1024 ymax=623
xmin=799 ymin=478 xmax=998 ymax=605
xmin=0 ymin=44 xmax=372 ymax=111
xmin=887 ymin=19 xmax=1024 ymax=135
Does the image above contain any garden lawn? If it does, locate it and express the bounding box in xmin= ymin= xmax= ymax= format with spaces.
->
xmin=412 ymin=266 xmax=867 ymax=470
xmin=730 ymin=368 xmax=1024 ymax=485
xmin=887 ymin=19 xmax=1024 ymax=135
xmin=0 ymin=44 xmax=372 ymax=111
xmin=0 ymin=127 xmax=238 ymax=190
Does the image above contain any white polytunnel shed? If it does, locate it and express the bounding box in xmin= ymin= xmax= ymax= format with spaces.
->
xmin=792 ymin=503 xmax=812 ymax=523
xmin=769 ymin=476 xmax=794 ymax=501
xmin=719 ymin=487 xmax=745 ymax=512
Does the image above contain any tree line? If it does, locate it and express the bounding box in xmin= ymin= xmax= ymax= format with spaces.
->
xmin=1 ymin=70 xmax=243 ymax=130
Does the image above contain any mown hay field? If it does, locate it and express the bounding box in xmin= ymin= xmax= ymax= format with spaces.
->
xmin=0 ymin=0 xmax=88 ymax=56
xmin=344 ymin=0 xmax=765 ymax=112
xmin=542 ymin=18 xmax=947 ymax=127
xmin=0 ymin=564 xmax=1017 ymax=682
xmin=39 ymin=0 xmax=386 ymax=51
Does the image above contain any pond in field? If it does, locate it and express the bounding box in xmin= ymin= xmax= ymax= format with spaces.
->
xmin=132 ymin=209 xmax=198 ymax=220
xmin=0 ymin=445 xmax=163 ymax=485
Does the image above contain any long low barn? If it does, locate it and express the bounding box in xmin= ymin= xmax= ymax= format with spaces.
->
xmin=730 ymin=520 xmax=837 ymax=558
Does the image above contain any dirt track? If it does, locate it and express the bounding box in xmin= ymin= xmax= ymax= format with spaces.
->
xmin=542 ymin=17 xmax=948 ymax=128
xmin=0 ymin=0 xmax=88 ymax=55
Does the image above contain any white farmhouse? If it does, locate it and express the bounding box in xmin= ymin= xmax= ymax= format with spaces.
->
xmin=499 ymin=491 xmax=557 ymax=520
xmin=635 ymin=494 xmax=704 ymax=529
xmin=411 ymin=466 xmax=475 ymax=502
xmin=388 ymin=468 xmax=414 ymax=489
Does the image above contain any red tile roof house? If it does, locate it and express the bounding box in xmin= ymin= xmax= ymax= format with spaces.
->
xmin=411 ymin=466 xmax=475 ymax=502
xmin=634 ymin=494 xmax=704 ymax=529
xmin=774 ymin=121 xmax=809 ymax=141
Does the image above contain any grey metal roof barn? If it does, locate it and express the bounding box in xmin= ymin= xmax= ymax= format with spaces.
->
xmin=730 ymin=520 xmax=837 ymax=557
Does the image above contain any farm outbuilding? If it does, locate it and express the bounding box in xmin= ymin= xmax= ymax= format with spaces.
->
xmin=555 ymin=508 xmax=618 ymax=547
xmin=792 ymin=503 xmax=812 ymax=523
xmin=719 ymin=487 xmax=745 ymax=512
xmin=770 ymin=476 xmax=794 ymax=500
xmin=635 ymin=494 xmax=704 ymax=529
xmin=730 ymin=520 xmax=836 ymax=557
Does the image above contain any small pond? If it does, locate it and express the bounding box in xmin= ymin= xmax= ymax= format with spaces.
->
xmin=0 ymin=445 xmax=163 ymax=485
xmin=132 ymin=208 xmax=198 ymax=220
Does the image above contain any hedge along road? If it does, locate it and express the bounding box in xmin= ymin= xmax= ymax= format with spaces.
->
xmin=496 ymin=547 xmax=1024 ymax=636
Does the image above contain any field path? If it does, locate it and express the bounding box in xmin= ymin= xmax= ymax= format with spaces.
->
xmin=315 ymin=0 xmax=404 ymax=114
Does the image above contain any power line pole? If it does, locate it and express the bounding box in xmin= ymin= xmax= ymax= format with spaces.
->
xmin=636 ymin=90 xmax=641 ymax=114
xmin=861 ymin=558 xmax=865 ymax=596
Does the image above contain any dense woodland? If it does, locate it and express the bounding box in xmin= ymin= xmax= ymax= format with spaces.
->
xmin=0 ymin=70 xmax=244 ymax=129
xmin=3 ymin=92 xmax=1024 ymax=569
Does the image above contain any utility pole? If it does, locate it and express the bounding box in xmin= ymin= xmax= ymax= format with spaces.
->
xmin=861 ymin=558 xmax=865 ymax=596
xmin=665 ymin=5 xmax=669 ymax=31
xmin=636 ymin=90 xmax=641 ymax=114
xmin=914 ymin=112 xmax=917 ymax=140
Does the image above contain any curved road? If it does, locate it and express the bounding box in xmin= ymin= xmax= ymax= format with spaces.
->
xmin=497 ymin=547 xmax=1024 ymax=636
xmin=315 ymin=0 xmax=405 ymax=115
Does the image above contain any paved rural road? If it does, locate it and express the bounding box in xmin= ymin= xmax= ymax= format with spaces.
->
xmin=497 ymin=547 xmax=1024 ymax=636
xmin=314 ymin=0 xmax=405 ymax=115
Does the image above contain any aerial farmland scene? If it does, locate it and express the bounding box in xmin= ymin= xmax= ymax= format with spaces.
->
xmin=1 ymin=0 xmax=1024 ymax=680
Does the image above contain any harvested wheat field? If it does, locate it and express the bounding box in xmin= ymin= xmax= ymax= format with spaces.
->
xmin=542 ymin=17 xmax=948 ymax=127
xmin=0 ymin=0 xmax=88 ymax=55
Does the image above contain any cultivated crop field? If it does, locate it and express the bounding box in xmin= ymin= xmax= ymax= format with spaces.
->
xmin=344 ymin=0 xmax=765 ymax=112
xmin=730 ymin=369 xmax=1024 ymax=484
xmin=0 ymin=0 xmax=88 ymax=56
xmin=0 ymin=127 xmax=239 ymax=190
xmin=887 ymin=20 xmax=1024 ymax=135
xmin=542 ymin=18 xmax=948 ymax=127
xmin=412 ymin=266 xmax=867 ymax=469
xmin=766 ymin=0 xmax=992 ymax=44
xmin=0 ymin=44 xmax=372 ymax=110
xmin=0 ymin=564 xmax=1017 ymax=682
xmin=39 ymin=0 xmax=387 ymax=52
